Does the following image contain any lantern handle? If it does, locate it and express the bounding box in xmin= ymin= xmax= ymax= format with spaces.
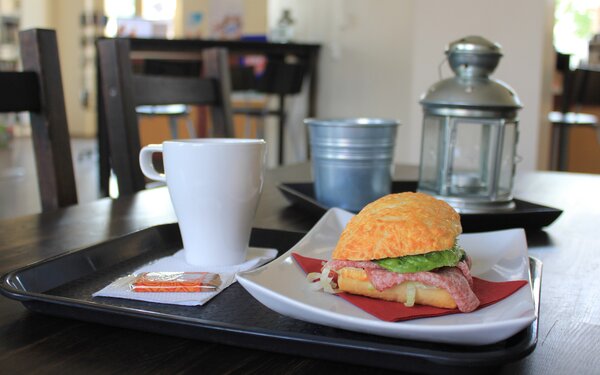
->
xmin=437 ymin=56 xmax=448 ymax=81
xmin=515 ymin=153 xmax=523 ymax=164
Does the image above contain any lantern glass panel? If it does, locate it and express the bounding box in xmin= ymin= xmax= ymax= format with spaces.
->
xmin=418 ymin=116 xmax=444 ymax=193
xmin=497 ymin=121 xmax=517 ymax=201
xmin=418 ymin=116 xmax=517 ymax=203
xmin=447 ymin=118 xmax=500 ymax=198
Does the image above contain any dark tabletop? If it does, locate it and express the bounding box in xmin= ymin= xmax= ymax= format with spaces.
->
xmin=0 ymin=163 xmax=598 ymax=374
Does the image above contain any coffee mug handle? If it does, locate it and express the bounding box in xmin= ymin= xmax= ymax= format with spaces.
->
xmin=139 ymin=144 xmax=166 ymax=182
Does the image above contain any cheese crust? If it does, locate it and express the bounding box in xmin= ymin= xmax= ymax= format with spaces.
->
xmin=332 ymin=192 xmax=462 ymax=261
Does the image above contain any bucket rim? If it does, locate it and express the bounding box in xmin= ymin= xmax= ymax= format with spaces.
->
xmin=304 ymin=117 xmax=400 ymax=127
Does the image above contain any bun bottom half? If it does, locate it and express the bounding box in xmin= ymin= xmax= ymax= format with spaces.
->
xmin=337 ymin=267 xmax=457 ymax=309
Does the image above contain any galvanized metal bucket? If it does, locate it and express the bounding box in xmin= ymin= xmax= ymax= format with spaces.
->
xmin=305 ymin=118 xmax=399 ymax=212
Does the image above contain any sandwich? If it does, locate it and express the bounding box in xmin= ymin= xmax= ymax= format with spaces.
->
xmin=323 ymin=192 xmax=480 ymax=312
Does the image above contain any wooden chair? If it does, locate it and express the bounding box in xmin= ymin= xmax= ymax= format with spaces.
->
xmin=549 ymin=65 xmax=600 ymax=171
xmin=136 ymin=59 xmax=204 ymax=139
xmin=232 ymin=60 xmax=306 ymax=165
xmin=0 ymin=28 xmax=77 ymax=212
xmin=97 ymin=39 xmax=234 ymax=196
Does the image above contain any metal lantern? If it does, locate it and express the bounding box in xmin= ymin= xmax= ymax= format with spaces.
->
xmin=418 ymin=36 xmax=522 ymax=213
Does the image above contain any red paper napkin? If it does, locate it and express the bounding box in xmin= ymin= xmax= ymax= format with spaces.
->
xmin=292 ymin=252 xmax=528 ymax=322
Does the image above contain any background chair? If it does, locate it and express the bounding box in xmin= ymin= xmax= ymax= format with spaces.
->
xmin=232 ymin=60 xmax=306 ymax=165
xmin=549 ymin=55 xmax=600 ymax=171
xmin=135 ymin=59 xmax=204 ymax=140
xmin=97 ymin=39 xmax=234 ymax=196
xmin=0 ymin=28 xmax=77 ymax=212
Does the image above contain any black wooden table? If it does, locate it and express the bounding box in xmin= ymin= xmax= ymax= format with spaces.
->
xmin=0 ymin=163 xmax=599 ymax=374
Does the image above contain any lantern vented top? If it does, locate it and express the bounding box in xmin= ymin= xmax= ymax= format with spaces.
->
xmin=420 ymin=35 xmax=522 ymax=118
xmin=446 ymin=36 xmax=502 ymax=78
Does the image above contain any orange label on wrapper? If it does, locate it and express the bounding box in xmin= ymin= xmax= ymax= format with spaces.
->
xmin=131 ymin=272 xmax=221 ymax=292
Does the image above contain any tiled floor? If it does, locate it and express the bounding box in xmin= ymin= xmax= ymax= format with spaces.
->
xmin=0 ymin=137 xmax=100 ymax=220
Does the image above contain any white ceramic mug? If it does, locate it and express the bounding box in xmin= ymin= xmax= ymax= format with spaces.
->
xmin=139 ymin=139 xmax=267 ymax=266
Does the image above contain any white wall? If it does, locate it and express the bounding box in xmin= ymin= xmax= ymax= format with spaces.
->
xmin=282 ymin=0 xmax=414 ymax=120
xmin=21 ymin=0 xmax=90 ymax=137
xmin=272 ymin=0 xmax=555 ymax=171
xmin=268 ymin=0 xmax=415 ymax=163
xmin=53 ymin=0 xmax=89 ymax=137
xmin=20 ymin=0 xmax=52 ymax=29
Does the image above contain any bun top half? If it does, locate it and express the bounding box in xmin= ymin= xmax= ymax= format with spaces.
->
xmin=332 ymin=192 xmax=462 ymax=261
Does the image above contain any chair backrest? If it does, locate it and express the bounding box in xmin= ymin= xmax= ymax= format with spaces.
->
xmin=97 ymin=39 xmax=234 ymax=195
xmin=555 ymin=51 xmax=571 ymax=73
xmin=570 ymin=67 xmax=600 ymax=109
xmin=0 ymin=28 xmax=77 ymax=212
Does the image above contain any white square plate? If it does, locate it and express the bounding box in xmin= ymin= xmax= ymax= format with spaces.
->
xmin=237 ymin=208 xmax=536 ymax=345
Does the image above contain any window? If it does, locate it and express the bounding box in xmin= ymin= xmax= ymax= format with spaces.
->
xmin=142 ymin=0 xmax=177 ymax=21
xmin=554 ymin=0 xmax=600 ymax=65
xmin=103 ymin=0 xmax=176 ymax=38
xmin=104 ymin=0 xmax=136 ymax=19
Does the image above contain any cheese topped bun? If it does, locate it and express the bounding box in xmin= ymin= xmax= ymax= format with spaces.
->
xmin=333 ymin=192 xmax=462 ymax=260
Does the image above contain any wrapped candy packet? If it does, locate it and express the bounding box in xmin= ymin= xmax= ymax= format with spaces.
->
xmin=131 ymin=272 xmax=221 ymax=292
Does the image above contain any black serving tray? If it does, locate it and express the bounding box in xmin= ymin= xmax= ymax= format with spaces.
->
xmin=0 ymin=224 xmax=541 ymax=374
xmin=278 ymin=181 xmax=563 ymax=233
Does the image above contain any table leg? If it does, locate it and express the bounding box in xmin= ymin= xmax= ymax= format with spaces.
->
xmin=557 ymin=125 xmax=570 ymax=171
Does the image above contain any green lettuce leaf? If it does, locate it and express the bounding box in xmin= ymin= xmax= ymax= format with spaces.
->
xmin=374 ymin=244 xmax=465 ymax=274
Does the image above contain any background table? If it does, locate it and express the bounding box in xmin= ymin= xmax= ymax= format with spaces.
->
xmin=1 ymin=164 xmax=599 ymax=374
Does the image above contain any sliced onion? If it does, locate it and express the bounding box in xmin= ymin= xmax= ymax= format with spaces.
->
xmin=305 ymin=266 xmax=340 ymax=294
xmin=404 ymin=283 xmax=416 ymax=307
xmin=306 ymin=272 xmax=324 ymax=291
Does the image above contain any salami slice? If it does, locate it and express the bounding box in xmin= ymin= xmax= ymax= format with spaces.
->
xmin=325 ymin=259 xmax=384 ymax=271
xmin=456 ymin=260 xmax=473 ymax=287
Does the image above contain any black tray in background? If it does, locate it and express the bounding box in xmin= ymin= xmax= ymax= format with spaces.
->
xmin=0 ymin=224 xmax=541 ymax=374
xmin=278 ymin=181 xmax=562 ymax=233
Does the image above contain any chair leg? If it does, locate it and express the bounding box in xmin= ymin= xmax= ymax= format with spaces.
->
xmin=244 ymin=115 xmax=252 ymax=138
xmin=185 ymin=116 xmax=197 ymax=138
xmin=550 ymin=123 xmax=559 ymax=170
xmin=256 ymin=114 xmax=265 ymax=139
xmin=98 ymin=109 xmax=111 ymax=197
xmin=550 ymin=123 xmax=571 ymax=171
xmin=278 ymin=94 xmax=285 ymax=165
xmin=168 ymin=116 xmax=179 ymax=139
xmin=557 ymin=125 xmax=570 ymax=171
